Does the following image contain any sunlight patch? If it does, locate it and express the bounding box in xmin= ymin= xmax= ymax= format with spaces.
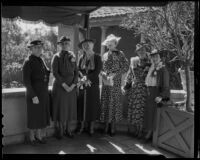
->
xmin=109 ymin=141 xmax=126 ymax=154
xmin=135 ymin=144 xmax=161 ymax=155
xmin=58 ymin=150 xmax=67 ymax=154
xmin=86 ymin=144 xmax=97 ymax=153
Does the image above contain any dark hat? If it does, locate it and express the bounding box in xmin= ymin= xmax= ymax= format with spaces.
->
xmin=27 ymin=40 xmax=43 ymax=48
xmin=57 ymin=36 xmax=71 ymax=44
xmin=78 ymin=39 xmax=96 ymax=49
xmin=135 ymin=42 xmax=148 ymax=51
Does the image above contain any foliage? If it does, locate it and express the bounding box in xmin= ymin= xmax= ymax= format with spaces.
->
xmin=121 ymin=1 xmax=195 ymax=111
xmin=2 ymin=18 xmax=58 ymax=88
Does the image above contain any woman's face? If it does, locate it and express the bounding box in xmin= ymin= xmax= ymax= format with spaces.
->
xmin=137 ymin=48 xmax=146 ymax=59
xmin=60 ymin=41 xmax=71 ymax=51
xmin=106 ymin=40 xmax=117 ymax=50
xmin=31 ymin=45 xmax=43 ymax=56
xmin=151 ymin=54 xmax=161 ymax=64
xmin=82 ymin=42 xmax=94 ymax=52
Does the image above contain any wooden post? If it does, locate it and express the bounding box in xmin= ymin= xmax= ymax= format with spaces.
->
xmin=100 ymin=26 xmax=107 ymax=57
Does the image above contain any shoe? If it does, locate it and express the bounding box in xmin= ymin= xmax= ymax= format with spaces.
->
xmin=27 ymin=139 xmax=37 ymax=146
xmin=35 ymin=137 xmax=47 ymax=144
xmin=65 ymin=131 xmax=74 ymax=138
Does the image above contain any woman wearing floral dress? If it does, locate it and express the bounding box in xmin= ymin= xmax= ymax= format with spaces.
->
xmin=123 ymin=43 xmax=151 ymax=138
xmin=100 ymin=34 xmax=129 ymax=136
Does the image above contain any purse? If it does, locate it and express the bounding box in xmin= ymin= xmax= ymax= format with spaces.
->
xmin=102 ymin=76 xmax=114 ymax=86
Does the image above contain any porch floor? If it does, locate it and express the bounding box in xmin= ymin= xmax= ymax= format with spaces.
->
xmin=3 ymin=132 xmax=179 ymax=157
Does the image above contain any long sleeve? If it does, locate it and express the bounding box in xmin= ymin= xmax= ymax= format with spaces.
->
xmin=72 ymin=62 xmax=79 ymax=84
xmin=22 ymin=60 xmax=36 ymax=98
xmin=87 ymin=55 xmax=102 ymax=82
xmin=124 ymin=66 xmax=134 ymax=90
xmin=159 ymin=67 xmax=170 ymax=101
xmin=117 ymin=51 xmax=129 ymax=76
xmin=51 ymin=55 xmax=65 ymax=85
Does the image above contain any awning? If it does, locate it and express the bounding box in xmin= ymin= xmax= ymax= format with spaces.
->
xmin=2 ymin=6 xmax=100 ymax=27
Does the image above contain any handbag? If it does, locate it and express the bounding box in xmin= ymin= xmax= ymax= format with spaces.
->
xmin=102 ymin=76 xmax=114 ymax=86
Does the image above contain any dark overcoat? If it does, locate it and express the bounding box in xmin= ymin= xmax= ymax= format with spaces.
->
xmin=143 ymin=65 xmax=170 ymax=131
xmin=51 ymin=50 xmax=78 ymax=122
xmin=23 ymin=54 xmax=50 ymax=129
xmin=77 ymin=54 xmax=102 ymax=121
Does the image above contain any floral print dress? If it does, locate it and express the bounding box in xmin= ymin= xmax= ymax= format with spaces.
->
xmin=100 ymin=50 xmax=129 ymax=123
xmin=124 ymin=57 xmax=151 ymax=126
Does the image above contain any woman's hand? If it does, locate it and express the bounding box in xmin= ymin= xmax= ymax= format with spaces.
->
xmin=62 ymin=83 xmax=71 ymax=92
xmin=155 ymin=97 xmax=162 ymax=103
xmin=32 ymin=96 xmax=39 ymax=104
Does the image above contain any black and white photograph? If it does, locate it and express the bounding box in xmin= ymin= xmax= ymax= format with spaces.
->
xmin=1 ymin=1 xmax=199 ymax=158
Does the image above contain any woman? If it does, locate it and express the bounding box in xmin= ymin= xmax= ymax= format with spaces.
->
xmin=77 ymin=39 xmax=102 ymax=136
xmin=51 ymin=36 xmax=78 ymax=139
xmin=23 ymin=40 xmax=50 ymax=145
xmin=143 ymin=49 xmax=170 ymax=142
xmin=100 ymin=34 xmax=129 ymax=136
xmin=123 ymin=43 xmax=151 ymax=138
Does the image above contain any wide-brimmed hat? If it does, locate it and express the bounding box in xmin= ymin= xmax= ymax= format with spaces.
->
xmin=27 ymin=40 xmax=44 ymax=48
xmin=150 ymin=49 xmax=160 ymax=56
xmin=101 ymin=34 xmax=121 ymax=46
xmin=57 ymin=36 xmax=71 ymax=44
xmin=78 ymin=39 xmax=96 ymax=49
xmin=135 ymin=42 xmax=148 ymax=52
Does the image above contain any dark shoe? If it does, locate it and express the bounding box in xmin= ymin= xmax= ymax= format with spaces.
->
xmin=27 ymin=139 xmax=37 ymax=146
xmin=65 ymin=131 xmax=74 ymax=138
xmin=35 ymin=137 xmax=47 ymax=144
xmin=109 ymin=129 xmax=116 ymax=137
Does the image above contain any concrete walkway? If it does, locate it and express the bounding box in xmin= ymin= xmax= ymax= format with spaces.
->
xmin=2 ymin=132 xmax=179 ymax=157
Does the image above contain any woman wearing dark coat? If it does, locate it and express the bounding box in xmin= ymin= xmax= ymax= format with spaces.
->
xmin=77 ymin=39 xmax=102 ymax=136
xmin=23 ymin=40 xmax=50 ymax=145
xmin=143 ymin=49 xmax=170 ymax=142
xmin=51 ymin=36 xmax=78 ymax=139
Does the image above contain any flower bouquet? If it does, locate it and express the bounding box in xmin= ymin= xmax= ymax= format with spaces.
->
xmin=77 ymin=75 xmax=92 ymax=90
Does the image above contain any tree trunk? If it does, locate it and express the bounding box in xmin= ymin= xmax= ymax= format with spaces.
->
xmin=184 ymin=63 xmax=193 ymax=112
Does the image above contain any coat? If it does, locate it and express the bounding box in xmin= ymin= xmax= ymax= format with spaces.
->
xmin=143 ymin=64 xmax=170 ymax=131
xmin=77 ymin=54 xmax=102 ymax=121
xmin=22 ymin=54 xmax=50 ymax=129
xmin=51 ymin=50 xmax=78 ymax=122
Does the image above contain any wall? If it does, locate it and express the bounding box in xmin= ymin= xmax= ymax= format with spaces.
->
xmin=2 ymin=87 xmax=185 ymax=146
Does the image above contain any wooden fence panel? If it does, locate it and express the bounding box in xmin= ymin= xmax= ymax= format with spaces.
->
xmin=153 ymin=107 xmax=194 ymax=158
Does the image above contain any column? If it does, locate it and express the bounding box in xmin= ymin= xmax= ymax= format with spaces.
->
xmin=100 ymin=26 xmax=108 ymax=57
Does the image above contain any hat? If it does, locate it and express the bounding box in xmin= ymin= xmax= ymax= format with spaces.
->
xmin=101 ymin=34 xmax=121 ymax=46
xmin=135 ymin=42 xmax=148 ymax=51
xmin=27 ymin=40 xmax=43 ymax=48
xmin=150 ymin=49 xmax=159 ymax=56
xmin=78 ymin=39 xmax=96 ymax=49
xmin=57 ymin=36 xmax=71 ymax=44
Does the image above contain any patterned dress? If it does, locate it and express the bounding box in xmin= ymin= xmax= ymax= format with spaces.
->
xmin=124 ymin=57 xmax=151 ymax=126
xmin=100 ymin=50 xmax=129 ymax=123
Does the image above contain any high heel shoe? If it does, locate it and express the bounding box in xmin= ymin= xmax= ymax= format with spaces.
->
xmin=35 ymin=137 xmax=47 ymax=144
xmin=65 ymin=131 xmax=74 ymax=138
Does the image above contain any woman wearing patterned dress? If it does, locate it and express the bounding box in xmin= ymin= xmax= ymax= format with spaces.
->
xmin=100 ymin=34 xmax=129 ymax=136
xmin=123 ymin=43 xmax=151 ymax=138
xmin=51 ymin=36 xmax=78 ymax=139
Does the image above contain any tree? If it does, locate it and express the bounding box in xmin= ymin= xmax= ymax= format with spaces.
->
xmin=121 ymin=2 xmax=194 ymax=112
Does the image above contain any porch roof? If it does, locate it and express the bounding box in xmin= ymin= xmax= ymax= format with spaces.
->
xmin=2 ymin=6 xmax=100 ymax=27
